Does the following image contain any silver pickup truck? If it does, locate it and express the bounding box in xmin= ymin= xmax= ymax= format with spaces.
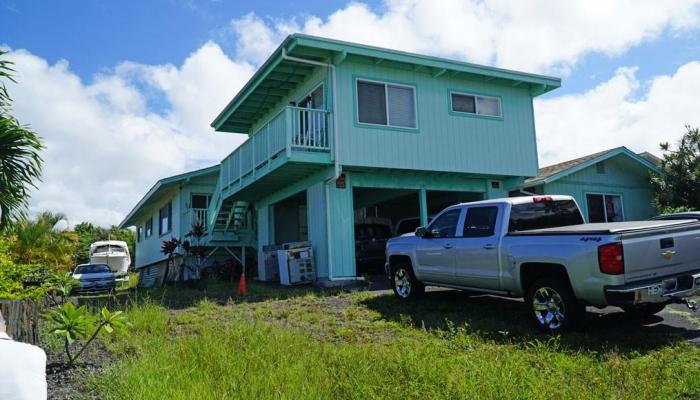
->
xmin=384 ymin=195 xmax=700 ymax=332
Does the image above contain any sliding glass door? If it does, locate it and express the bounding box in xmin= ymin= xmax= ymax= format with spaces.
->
xmin=586 ymin=194 xmax=624 ymax=222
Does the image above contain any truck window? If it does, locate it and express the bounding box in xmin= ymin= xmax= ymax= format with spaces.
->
xmin=508 ymin=200 xmax=584 ymax=232
xmin=463 ymin=206 xmax=498 ymax=237
xmin=428 ymin=209 xmax=462 ymax=238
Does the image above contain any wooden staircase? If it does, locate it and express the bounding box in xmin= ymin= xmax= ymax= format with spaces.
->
xmin=211 ymin=199 xmax=250 ymax=234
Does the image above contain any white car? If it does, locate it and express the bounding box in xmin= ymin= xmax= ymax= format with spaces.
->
xmin=71 ymin=263 xmax=116 ymax=293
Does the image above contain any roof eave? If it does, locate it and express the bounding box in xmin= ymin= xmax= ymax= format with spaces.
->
xmin=212 ymin=34 xmax=562 ymax=131
xmin=211 ymin=36 xmax=295 ymax=132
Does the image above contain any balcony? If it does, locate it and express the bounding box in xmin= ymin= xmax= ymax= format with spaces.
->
xmin=217 ymin=106 xmax=332 ymax=200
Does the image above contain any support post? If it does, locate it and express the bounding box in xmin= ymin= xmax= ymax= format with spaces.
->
xmin=419 ymin=188 xmax=428 ymax=227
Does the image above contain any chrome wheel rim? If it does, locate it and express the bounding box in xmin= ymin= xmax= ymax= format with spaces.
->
xmin=532 ymin=287 xmax=565 ymax=330
xmin=394 ymin=268 xmax=411 ymax=298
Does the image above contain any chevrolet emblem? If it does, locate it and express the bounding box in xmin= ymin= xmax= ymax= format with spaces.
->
xmin=661 ymin=250 xmax=676 ymax=260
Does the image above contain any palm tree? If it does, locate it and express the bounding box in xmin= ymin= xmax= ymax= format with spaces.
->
xmin=0 ymin=50 xmax=44 ymax=229
xmin=8 ymin=211 xmax=77 ymax=271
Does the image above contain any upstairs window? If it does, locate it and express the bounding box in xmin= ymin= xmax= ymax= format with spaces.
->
xmin=451 ymin=92 xmax=502 ymax=117
xmin=191 ymin=194 xmax=211 ymax=209
xmin=145 ymin=218 xmax=153 ymax=238
xmin=136 ymin=226 xmax=142 ymax=243
xmin=357 ymin=79 xmax=416 ymax=129
xmin=159 ymin=202 xmax=172 ymax=236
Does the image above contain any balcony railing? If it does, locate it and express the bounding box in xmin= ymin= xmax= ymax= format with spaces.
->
xmin=218 ymin=106 xmax=331 ymax=192
xmin=187 ymin=208 xmax=208 ymax=230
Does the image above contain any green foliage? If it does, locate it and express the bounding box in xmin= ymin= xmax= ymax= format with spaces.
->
xmin=652 ymin=125 xmax=700 ymax=211
xmin=46 ymin=303 xmax=129 ymax=367
xmin=4 ymin=211 xmax=78 ymax=271
xmin=73 ymin=222 xmax=135 ymax=266
xmin=0 ymin=50 xmax=44 ymax=229
xmin=90 ymin=294 xmax=700 ymax=400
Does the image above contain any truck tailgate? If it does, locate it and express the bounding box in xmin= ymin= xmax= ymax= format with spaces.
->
xmin=621 ymin=223 xmax=700 ymax=283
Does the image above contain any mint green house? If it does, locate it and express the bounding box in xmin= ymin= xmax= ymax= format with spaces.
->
xmin=120 ymin=35 xmax=656 ymax=285
xmin=521 ymin=147 xmax=661 ymax=223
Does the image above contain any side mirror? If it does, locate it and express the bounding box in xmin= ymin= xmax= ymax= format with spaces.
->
xmin=415 ymin=226 xmax=431 ymax=238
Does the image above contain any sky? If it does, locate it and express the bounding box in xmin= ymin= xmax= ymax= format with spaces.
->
xmin=1 ymin=0 xmax=700 ymax=226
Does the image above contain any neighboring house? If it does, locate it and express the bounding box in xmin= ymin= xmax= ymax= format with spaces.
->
xmin=119 ymin=165 xmax=252 ymax=286
xmin=520 ymin=147 xmax=661 ymax=222
xmin=128 ymin=34 xmax=666 ymax=285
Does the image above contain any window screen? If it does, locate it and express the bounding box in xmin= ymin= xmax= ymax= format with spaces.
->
xmin=428 ymin=209 xmax=462 ymax=238
xmin=357 ymin=80 xmax=416 ymax=128
xmin=463 ymin=206 xmax=498 ymax=237
xmin=452 ymin=93 xmax=476 ymax=113
xmin=357 ymin=80 xmax=387 ymax=125
xmin=476 ymin=96 xmax=501 ymax=117
xmin=387 ymin=85 xmax=416 ymax=128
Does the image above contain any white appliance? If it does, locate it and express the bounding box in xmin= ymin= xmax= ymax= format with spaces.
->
xmin=261 ymin=244 xmax=283 ymax=282
xmin=277 ymin=241 xmax=315 ymax=286
xmin=89 ymin=240 xmax=131 ymax=280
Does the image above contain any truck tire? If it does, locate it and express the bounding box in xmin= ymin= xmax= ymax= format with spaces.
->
xmin=391 ymin=263 xmax=424 ymax=300
xmin=622 ymin=303 xmax=666 ymax=316
xmin=526 ymin=277 xmax=583 ymax=333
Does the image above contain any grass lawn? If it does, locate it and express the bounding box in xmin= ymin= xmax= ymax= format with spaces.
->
xmin=73 ymin=280 xmax=700 ymax=399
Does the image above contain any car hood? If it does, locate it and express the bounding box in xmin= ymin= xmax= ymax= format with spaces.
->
xmin=388 ymin=233 xmax=416 ymax=245
xmin=72 ymin=273 xmax=114 ymax=280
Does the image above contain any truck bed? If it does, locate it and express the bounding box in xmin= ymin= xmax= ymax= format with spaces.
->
xmin=507 ymin=220 xmax=700 ymax=236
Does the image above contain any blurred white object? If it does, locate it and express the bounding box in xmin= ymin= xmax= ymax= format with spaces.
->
xmin=0 ymin=312 xmax=47 ymax=400
xmin=89 ymin=240 xmax=131 ymax=279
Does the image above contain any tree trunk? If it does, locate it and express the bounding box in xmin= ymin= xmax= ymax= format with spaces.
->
xmin=0 ymin=299 xmax=41 ymax=345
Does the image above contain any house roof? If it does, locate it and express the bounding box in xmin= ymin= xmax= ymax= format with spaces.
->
xmin=119 ymin=165 xmax=219 ymax=228
xmin=638 ymin=151 xmax=662 ymax=166
xmin=211 ymin=34 xmax=562 ymax=134
xmin=524 ymin=146 xmax=662 ymax=187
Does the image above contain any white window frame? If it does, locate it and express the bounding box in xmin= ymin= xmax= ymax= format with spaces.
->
xmin=449 ymin=91 xmax=502 ymax=118
xmin=585 ymin=192 xmax=625 ymax=222
xmin=355 ymin=78 xmax=418 ymax=129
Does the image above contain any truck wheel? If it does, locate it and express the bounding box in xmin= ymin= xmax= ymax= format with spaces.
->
xmin=526 ymin=278 xmax=583 ymax=333
xmin=391 ymin=263 xmax=424 ymax=300
xmin=622 ymin=303 xmax=666 ymax=316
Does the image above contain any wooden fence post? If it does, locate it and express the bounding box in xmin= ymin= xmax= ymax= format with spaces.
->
xmin=0 ymin=299 xmax=41 ymax=345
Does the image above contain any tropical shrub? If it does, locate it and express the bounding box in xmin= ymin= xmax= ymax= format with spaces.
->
xmin=45 ymin=303 xmax=130 ymax=367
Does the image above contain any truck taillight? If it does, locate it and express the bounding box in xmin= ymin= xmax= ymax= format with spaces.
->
xmin=598 ymin=242 xmax=624 ymax=275
xmin=533 ymin=196 xmax=553 ymax=203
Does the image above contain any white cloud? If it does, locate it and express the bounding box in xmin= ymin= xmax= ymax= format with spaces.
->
xmin=535 ymin=62 xmax=700 ymax=165
xmin=5 ymin=1 xmax=700 ymax=226
xmin=6 ymin=44 xmax=252 ymax=226
xmin=232 ymin=0 xmax=700 ymax=74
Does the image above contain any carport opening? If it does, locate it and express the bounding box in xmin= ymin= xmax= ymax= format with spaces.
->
xmin=352 ymin=188 xmax=483 ymax=273
xmin=272 ymin=190 xmax=307 ymax=245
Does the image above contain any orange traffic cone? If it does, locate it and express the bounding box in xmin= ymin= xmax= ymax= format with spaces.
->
xmin=238 ymin=271 xmax=247 ymax=295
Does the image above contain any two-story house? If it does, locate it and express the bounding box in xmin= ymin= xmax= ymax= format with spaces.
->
xmin=119 ymin=34 xmax=658 ymax=286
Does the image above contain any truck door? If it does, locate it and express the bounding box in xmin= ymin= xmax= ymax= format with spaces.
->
xmin=415 ymin=207 xmax=464 ymax=283
xmin=454 ymin=205 xmax=502 ymax=289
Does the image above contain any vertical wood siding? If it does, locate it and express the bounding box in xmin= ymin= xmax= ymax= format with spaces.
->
xmin=334 ymin=60 xmax=539 ymax=177
xmin=542 ymin=155 xmax=656 ymax=221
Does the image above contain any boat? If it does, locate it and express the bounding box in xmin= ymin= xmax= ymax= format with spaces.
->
xmin=89 ymin=240 xmax=131 ymax=280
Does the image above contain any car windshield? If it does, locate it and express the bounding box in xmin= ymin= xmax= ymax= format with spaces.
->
xmin=74 ymin=264 xmax=111 ymax=274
